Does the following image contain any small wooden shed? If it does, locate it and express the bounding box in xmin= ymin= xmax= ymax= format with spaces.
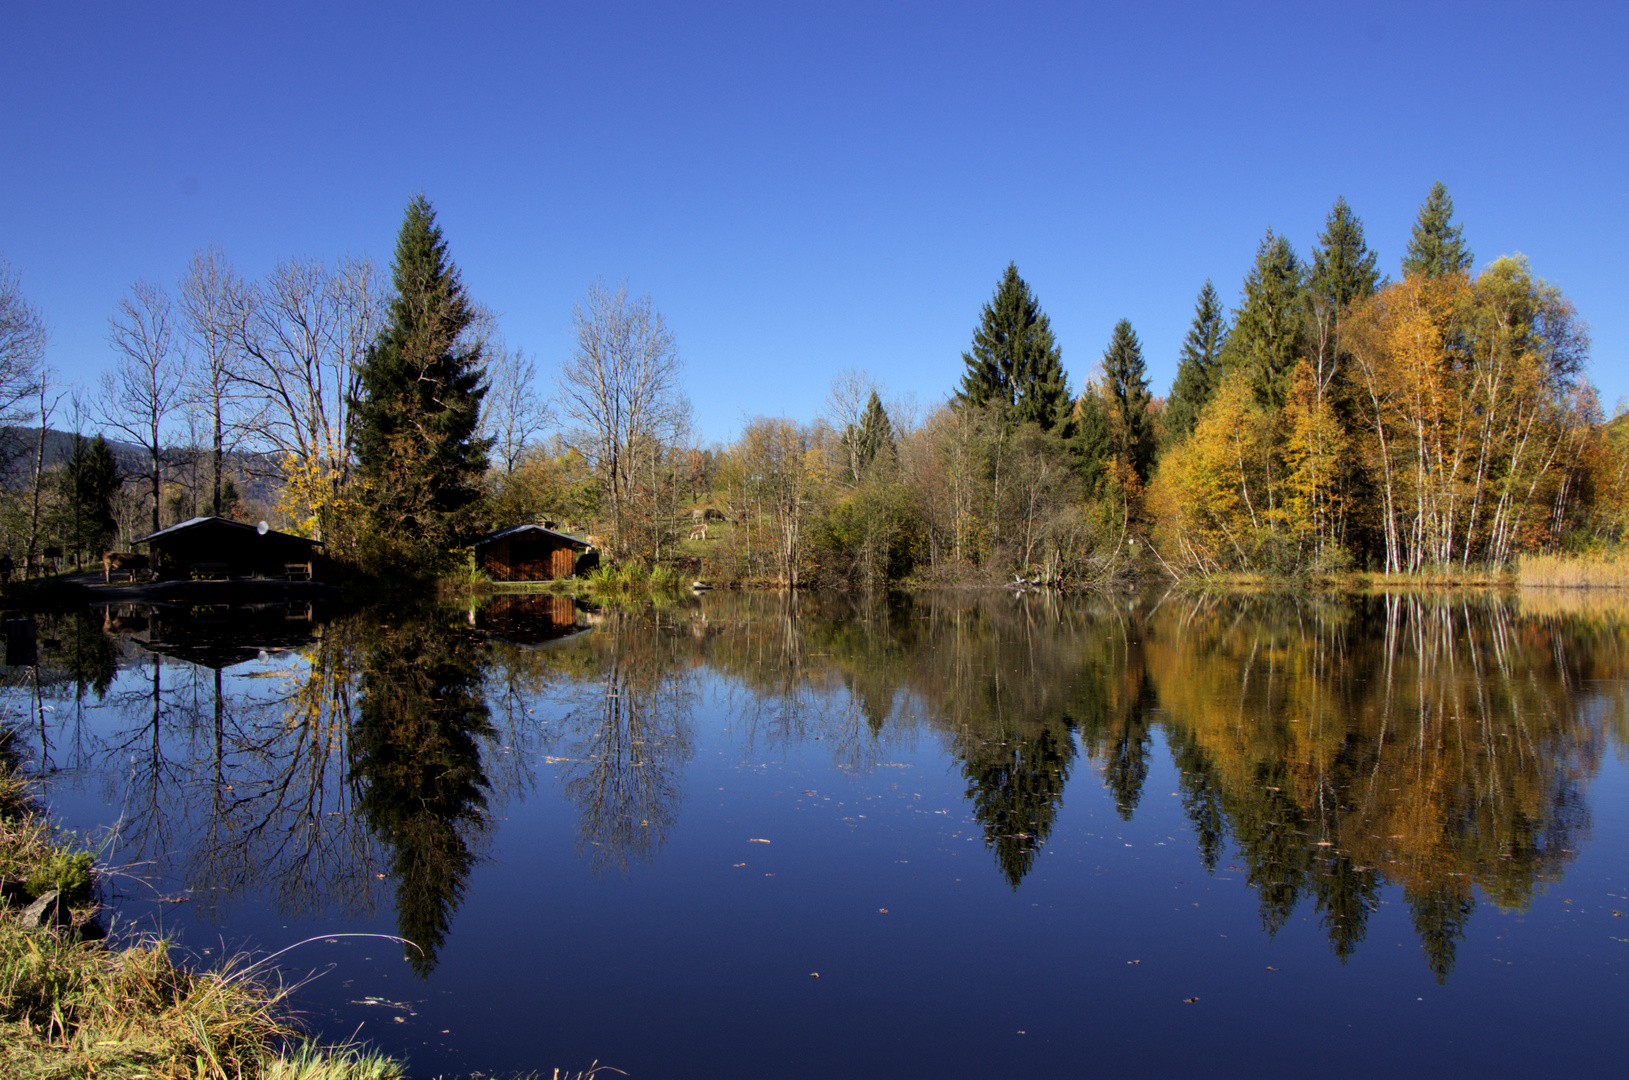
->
xmin=474 ymin=524 xmax=593 ymax=581
xmin=131 ymin=516 xmax=324 ymax=581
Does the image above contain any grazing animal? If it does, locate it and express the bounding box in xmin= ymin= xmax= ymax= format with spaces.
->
xmin=689 ymin=523 xmax=708 ymax=541
xmin=103 ymin=552 xmax=149 ymax=583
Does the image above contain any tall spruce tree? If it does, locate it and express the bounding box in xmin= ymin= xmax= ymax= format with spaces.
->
xmin=1101 ymin=319 xmax=1155 ymax=482
xmin=1165 ymin=280 xmax=1229 ymax=442
xmin=956 ymin=263 xmax=1071 ymax=432
xmin=351 ymin=195 xmax=491 ymax=556
xmin=1401 ymin=181 xmax=1472 ymax=279
xmin=844 ymin=390 xmax=896 ymax=483
xmin=1310 ymin=197 xmax=1380 ymax=312
xmin=57 ymin=434 xmax=119 ymax=562
xmin=1224 ymin=229 xmax=1306 ymax=411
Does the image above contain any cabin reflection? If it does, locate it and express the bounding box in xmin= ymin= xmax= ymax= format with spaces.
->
xmin=98 ymin=601 xmax=323 ymax=669
xmin=471 ymin=593 xmax=588 ymax=647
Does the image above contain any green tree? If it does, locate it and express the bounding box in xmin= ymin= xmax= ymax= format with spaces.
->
xmin=1401 ymin=181 xmax=1472 ymax=279
xmin=956 ymin=263 xmax=1071 ymax=432
xmin=1165 ymin=280 xmax=1229 ymax=443
xmin=1310 ymin=197 xmax=1381 ymax=312
xmin=1070 ymin=391 xmax=1114 ymax=496
xmin=842 ymin=390 xmax=896 ymax=483
xmin=1225 ymin=229 xmax=1306 ymax=411
xmin=57 ymin=434 xmax=119 ymax=563
xmin=350 ymin=195 xmax=491 ymax=562
xmin=1101 ymin=319 xmax=1155 ymax=482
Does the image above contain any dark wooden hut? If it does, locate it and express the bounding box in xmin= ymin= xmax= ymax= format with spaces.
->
xmin=131 ymin=516 xmax=324 ymax=581
xmin=474 ymin=524 xmax=593 ymax=581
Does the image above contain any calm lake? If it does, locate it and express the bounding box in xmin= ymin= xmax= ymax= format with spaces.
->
xmin=9 ymin=589 xmax=1627 ymax=1078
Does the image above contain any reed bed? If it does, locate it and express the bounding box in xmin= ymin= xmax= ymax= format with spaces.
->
xmin=1517 ymin=551 xmax=1629 ymax=588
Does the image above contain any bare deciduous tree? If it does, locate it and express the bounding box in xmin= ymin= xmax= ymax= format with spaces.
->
xmin=177 ymin=247 xmax=250 ymax=517
xmin=103 ymin=280 xmax=187 ymax=535
xmin=0 ymin=258 xmax=49 ymax=467
xmin=556 ymin=280 xmax=683 ymax=559
xmin=482 ymin=341 xmax=554 ymax=475
xmin=824 ymin=367 xmax=880 ymax=487
xmin=234 ymin=256 xmax=384 ymax=538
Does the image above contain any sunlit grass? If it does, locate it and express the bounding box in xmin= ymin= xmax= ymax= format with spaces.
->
xmin=1517 ymin=550 xmax=1629 ymax=588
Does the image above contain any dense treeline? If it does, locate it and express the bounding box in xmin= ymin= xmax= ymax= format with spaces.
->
xmin=0 ymin=183 xmax=1621 ymax=583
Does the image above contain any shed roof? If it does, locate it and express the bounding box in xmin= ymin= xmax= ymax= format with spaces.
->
xmin=131 ymin=516 xmax=323 ymax=548
xmin=473 ymin=523 xmax=592 ymax=550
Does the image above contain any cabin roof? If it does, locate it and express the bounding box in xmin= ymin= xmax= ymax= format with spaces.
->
xmin=130 ymin=516 xmax=324 ymax=548
xmin=474 ymin=523 xmax=592 ymax=550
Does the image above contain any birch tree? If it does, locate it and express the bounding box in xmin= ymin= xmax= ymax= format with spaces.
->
xmin=103 ymin=280 xmax=187 ymax=535
xmin=177 ymin=247 xmax=249 ymax=517
xmin=556 ymin=280 xmax=683 ymax=561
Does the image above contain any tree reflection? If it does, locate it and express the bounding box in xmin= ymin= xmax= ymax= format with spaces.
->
xmin=4 ymin=586 xmax=1618 ymax=986
xmin=1144 ymin=590 xmax=1611 ymax=981
xmin=349 ymin=609 xmax=494 ymax=977
xmin=555 ymin=608 xmax=694 ymax=876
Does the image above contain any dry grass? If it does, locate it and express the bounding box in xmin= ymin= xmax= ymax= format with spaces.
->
xmin=1517 ymin=550 xmax=1629 ymax=589
xmin=1 ymin=735 xmax=598 ymax=1080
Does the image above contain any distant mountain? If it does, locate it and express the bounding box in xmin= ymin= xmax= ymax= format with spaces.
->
xmin=0 ymin=426 xmax=279 ymax=502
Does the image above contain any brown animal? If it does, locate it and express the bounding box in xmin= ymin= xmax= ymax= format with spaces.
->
xmin=103 ymin=552 xmax=149 ymax=583
xmin=689 ymin=523 xmax=708 ymax=541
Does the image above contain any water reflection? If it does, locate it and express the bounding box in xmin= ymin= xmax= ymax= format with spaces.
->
xmin=351 ymin=607 xmax=494 ymax=976
xmin=4 ymin=588 xmax=1620 ymax=985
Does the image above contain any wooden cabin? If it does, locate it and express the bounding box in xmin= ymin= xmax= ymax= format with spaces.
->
xmin=131 ymin=516 xmax=324 ymax=581
xmin=474 ymin=524 xmax=594 ymax=581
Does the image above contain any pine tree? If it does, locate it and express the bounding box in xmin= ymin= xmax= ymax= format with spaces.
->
xmin=1101 ymin=319 xmax=1155 ymax=482
xmin=1310 ymin=197 xmax=1380 ymax=312
xmin=1225 ymin=229 xmax=1306 ymax=411
xmin=57 ymin=434 xmax=118 ymax=562
xmin=1401 ymin=181 xmax=1472 ymax=279
xmin=351 ymin=195 xmax=491 ymax=557
xmin=1165 ymin=280 xmax=1229 ymax=442
xmin=956 ymin=263 xmax=1071 ymax=432
xmin=843 ymin=390 xmax=896 ymax=483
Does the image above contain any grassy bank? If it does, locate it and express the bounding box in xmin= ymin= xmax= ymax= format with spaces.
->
xmin=1517 ymin=550 xmax=1629 ymax=588
xmin=0 ymin=729 xmax=404 ymax=1079
xmin=1 ymin=731 xmax=613 ymax=1079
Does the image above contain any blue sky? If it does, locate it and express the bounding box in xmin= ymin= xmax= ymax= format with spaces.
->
xmin=3 ymin=0 xmax=1624 ymax=445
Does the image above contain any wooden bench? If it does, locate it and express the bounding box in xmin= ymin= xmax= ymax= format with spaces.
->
xmin=284 ymin=561 xmax=312 ymax=581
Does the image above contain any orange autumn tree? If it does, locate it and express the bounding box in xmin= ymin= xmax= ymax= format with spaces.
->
xmin=1344 ymin=257 xmax=1591 ymax=572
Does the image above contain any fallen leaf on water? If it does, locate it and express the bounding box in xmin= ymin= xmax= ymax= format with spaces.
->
xmin=1266 ymin=966 xmax=1278 ymax=971
xmin=1183 ymin=997 xmax=1200 ymax=1004
xmin=749 ymin=838 xmax=771 ymax=844
xmin=878 ymin=908 xmax=889 ymax=914
xmin=1127 ymin=960 xmax=1140 ymax=965
xmin=733 ymin=863 xmax=746 ymax=867
xmin=809 ymin=972 xmax=820 ymax=979
xmin=375 ymin=873 xmax=386 ymax=879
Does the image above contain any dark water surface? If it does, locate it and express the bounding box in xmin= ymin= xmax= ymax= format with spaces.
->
xmin=9 ymin=590 xmax=1626 ymax=1078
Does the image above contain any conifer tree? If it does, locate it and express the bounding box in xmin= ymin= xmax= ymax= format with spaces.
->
xmin=956 ymin=263 xmax=1071 ymax=432
xmin=57 ymin=434 xmax=118 ymax=561
xmin=1165 ymin=280 xmax=1229 ymax=442
xmin=351 ymin=195 xmax=491 ymax=557
xmin=1225 ymin=229 xmax=1306 ymax=411
xmin=1310 ymin=197 xmax=1380 ymax=312
xmin=1101 ymin=319 xmax=1155 ymax=482
xmin=1401 ymin=181 xmax=1472 ymax=279
xmin=844 ymin=390 xmax=896 ymax=483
